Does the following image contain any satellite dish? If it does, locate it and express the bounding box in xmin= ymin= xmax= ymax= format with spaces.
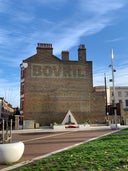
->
xmin=22 ymin=62 xmax=28 ymax=68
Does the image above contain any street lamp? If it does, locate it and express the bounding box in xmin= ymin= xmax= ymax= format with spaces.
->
xmin=109 ymin=49 xmax=117 ymax=129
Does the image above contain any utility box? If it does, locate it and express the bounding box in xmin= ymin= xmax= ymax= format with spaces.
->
xmin=23 ymin=120 xmax=35 ymax=129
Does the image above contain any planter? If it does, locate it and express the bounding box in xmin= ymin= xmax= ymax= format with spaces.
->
xmin=0 ymin=141 xmax=24 ymax=164
xmin=79 ymin=124 xmax=90 ymax=129
xmin=53 ymin=125 xmax=65 ymax=130
xmin=110 ymin=124 xmax=121 ymax=129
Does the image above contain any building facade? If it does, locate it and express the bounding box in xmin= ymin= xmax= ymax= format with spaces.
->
xmin=110 ymin=86 xmax=128 ymax=110
xmin=94 ymin=86 xmax=128 ymax=124
xmin=20 ymin=43 xmax=106 ymax=126
xmin=94 ymin=86 xmax=128 ymax=110
xmin=0 ymin=97 xmax=14 ymax=118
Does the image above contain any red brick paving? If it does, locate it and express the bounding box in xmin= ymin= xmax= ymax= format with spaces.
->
xmin=0 ymin=128 xmax=115 ymax=170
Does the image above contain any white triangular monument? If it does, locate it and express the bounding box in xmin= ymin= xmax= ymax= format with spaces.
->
xmin=61 ymin=110 xmax=78 ymax=125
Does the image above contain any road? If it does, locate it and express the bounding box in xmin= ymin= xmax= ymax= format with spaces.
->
xmin=1 ymin=127 xmax=116 ymax=171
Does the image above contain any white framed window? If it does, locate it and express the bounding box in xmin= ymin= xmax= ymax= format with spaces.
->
xmin=125 ymin=91 xmax=128 ymax=97
xmin=118 ymin=91 xmax=122 ymax=97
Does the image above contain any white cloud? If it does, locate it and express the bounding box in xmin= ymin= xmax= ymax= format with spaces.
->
xmin=0 ymin=0 xmax=128 ymax=107
xmin=0 ymin=0 xmax=127 ymax=65
xmin=0 ymin=0 xmax=127 ymax=60
xmin=106 ymin=37 xmax=127 ymax=42
xmin=52 ymin=19 xmax=109 ymax=54
xmin=0 ymin=29 xmax=10 ymax=45
xmin=78 ymin=0 xmax=127 ymax=15
xmin=93 ymin=65 xmax=128 ymax=87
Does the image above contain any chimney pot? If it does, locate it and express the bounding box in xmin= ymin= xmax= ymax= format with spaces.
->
xmin=36 ymin=43 xmax=53 ymax=55
xmin=62 ymin=51 xmax=69 ymax=61
xmin=79 ymin=44 xmax=85 ymax=49
xmin=78 ymin=44 xmax=86 ymax=62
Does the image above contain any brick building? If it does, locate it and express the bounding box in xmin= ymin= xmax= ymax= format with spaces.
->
xmin=0 ymin=97 xmax=14 ymax=118
xmin=20 ymin=43 xmax=106 ymax=126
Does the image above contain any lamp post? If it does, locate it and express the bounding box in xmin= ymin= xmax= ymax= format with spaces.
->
xmin=109 ymin=49 xmax=117 ymax=129
xmin=104 ymin=74 xmax=109 ymax=124
xmin=104 ymin=73 xmax=108 ymax=115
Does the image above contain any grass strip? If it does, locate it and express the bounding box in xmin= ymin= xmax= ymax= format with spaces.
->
xmin=12 ymin=128 xmax=128 ymax=171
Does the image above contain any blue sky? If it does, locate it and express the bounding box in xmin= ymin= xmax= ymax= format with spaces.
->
xmin=0 ymin=0 xmax=128 ymax=107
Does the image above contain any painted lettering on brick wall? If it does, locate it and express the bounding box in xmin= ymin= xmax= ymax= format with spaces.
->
xmin=31 ymin=64 xmax=85 ymax=78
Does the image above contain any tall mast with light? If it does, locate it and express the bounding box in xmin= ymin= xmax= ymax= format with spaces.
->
xmin=110 ymin=49 xmax=117 ymax=129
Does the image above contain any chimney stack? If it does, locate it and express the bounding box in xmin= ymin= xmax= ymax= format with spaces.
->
xmin=36 ymin=43 xmax=53 ymax=56
xmin=78 ymin=44 xmax=86 ymax=62
xmin=62 ymin=51 xmax=69 ymax=61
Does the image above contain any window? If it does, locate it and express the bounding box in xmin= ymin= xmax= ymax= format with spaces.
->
xmin=21 ymin=68 xmax=24 ymax=78
xmin=20 ymin=98 xmax=24 ymax=110
xmin=111 ymin=91 xmax=114 ymax=96
xmin=125 ymin=91 xmax=128 ymax=97
xmin=21 ymin=83 xmax=24 ymax=94
xmin=125 ymin=100 xmax=128 ymax=107
xmin=112 ymin=100 xmax=114 ymax=104
xmin=119 ymin=100 xmax=122 ymax=104
xmin=118 ymin=91 xmax=122 ymax=97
